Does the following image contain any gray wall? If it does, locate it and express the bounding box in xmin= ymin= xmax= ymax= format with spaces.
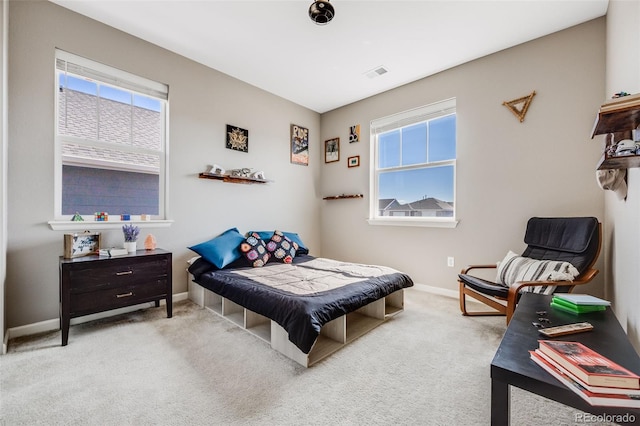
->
xmin=603 ymin=0 xmax=640 ymax=350
xmin=6 ymin=1 xmax=321 ymax=328
xmin=319 ymin=19 xmax=606 ymax=298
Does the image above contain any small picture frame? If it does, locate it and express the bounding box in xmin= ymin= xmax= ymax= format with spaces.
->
xmin=325 ymin=138 xmax=340 ymax=163
xmin=348 ymin=155 xmax=360 ymax=168
xmin=349 ymin=124 xmax=360 ymax=143
xmin=64 ymin=232 xmax=101 ymax=259
xmin=226 ymin=125 xmax=249 ymax=153
xmin=291 ymin=124 xmax=309 ymax=166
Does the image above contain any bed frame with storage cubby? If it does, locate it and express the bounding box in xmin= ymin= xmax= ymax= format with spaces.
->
xmin=188 ymin=276 xmax=406 ymax=367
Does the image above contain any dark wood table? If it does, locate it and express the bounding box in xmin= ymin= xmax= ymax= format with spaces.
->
xmin=491 ymin=293 xmax=640 ymax=425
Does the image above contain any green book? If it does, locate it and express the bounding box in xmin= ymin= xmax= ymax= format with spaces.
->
xmin=551 ymin=297 xmax=607 ymax=314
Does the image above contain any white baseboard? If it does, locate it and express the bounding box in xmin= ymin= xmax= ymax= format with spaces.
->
xmin=6 ymin=292 xmax=188 ymax=341
xmin=410 ymin=283 xmax=459 ymax=299
xmin=410 ymin=283 xmax=485 ymax=306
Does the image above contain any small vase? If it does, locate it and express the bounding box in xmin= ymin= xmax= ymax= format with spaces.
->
xmin=124 ymin=241 xmax=137 ymax=253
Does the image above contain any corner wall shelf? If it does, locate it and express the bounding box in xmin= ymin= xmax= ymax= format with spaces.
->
xmin=592 ymin=94 xmax=640 ymax=170
xmin=322 ymin=194 xmax=364 ymax=200
xmin=198 ymin=172 xmax=271 ymax=185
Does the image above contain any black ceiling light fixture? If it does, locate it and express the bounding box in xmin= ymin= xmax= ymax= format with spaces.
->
xmin=309 ymin=0 xmax=335 ymax=25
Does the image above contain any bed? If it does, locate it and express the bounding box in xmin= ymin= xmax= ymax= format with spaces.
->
xmin=187 ymin=229 xmax=414 ymax=367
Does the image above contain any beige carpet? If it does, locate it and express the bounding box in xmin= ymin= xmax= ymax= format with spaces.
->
xmin=0 ymin=288 xmax=614 ymax=425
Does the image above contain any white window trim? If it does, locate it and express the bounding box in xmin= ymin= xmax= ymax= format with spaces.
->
xmin=52 ymin=49 xmax=171 ymax=227
xmin=368 ymin=98 xmax=458 ymax=228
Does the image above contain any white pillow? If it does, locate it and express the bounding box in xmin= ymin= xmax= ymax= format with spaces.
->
xmin=496 ymin=250 xmax=580 ymax=295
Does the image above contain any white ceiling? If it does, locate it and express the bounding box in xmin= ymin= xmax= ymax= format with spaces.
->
xmin=50 ymin=0 xmax=609 ymax=113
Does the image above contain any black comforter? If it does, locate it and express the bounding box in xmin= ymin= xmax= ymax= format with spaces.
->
xmin=189 ymin=255 xmax=414 ymax=354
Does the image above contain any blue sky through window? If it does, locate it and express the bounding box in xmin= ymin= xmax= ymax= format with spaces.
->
xmin=377 ymin=114 xmax=456 ymax=204
xmin=60 ymin=74 xmax=161 ymax=111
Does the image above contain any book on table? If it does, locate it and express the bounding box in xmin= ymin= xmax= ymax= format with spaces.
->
xmin=550 ymin=298 xmax=607 ymax=314
xmin=553 ymin=294 xmax=611 ymax=306
xmin=530 ymin=350 xmax=640 ymax=408
xmin=538 ymin=340 xmax=640 ymax=390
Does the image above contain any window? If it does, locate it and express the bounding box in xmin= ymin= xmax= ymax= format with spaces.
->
xmin=54 ymin=50 xmax=169 ymax=221
xmin=369 ymin=98 xmax=457 ymax=227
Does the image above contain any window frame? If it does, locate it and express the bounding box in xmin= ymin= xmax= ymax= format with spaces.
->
xmin=368 ymin=98 xmax=458 ymax=228
xmin=50 ymin=50 xmax=171 ymax=230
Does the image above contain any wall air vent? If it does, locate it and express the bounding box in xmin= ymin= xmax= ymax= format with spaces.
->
xmin=365 ymin=66 xmax=389 ymax=79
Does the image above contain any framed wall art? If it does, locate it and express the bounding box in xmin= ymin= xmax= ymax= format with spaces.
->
xmin=290 ymin=124 xmax=309 ymax=166
xmin=325 ymin=138 xmax=340 ymax=163
xmin=226 ymin=125 xmax=249 ymax=153
xmin=348 ymin=155 xmax=360 ymax=168
xmin=349 ymin=124 xmax=360 ymax=143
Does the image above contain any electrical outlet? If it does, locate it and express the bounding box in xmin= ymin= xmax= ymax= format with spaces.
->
xmin=447 ymin=257 xmax=454 ymax=267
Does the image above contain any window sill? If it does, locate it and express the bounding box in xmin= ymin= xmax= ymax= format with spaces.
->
xmin=367 ymin=218 xmax=459 ymax=228
xmin=48 ymin=220 xmax=174 ymax=231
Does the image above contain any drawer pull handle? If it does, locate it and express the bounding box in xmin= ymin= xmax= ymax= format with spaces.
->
xmin=116 ymin=271 xmax=133 ymax=276
xmin=116 ymin=292 xmax=133 ymax=298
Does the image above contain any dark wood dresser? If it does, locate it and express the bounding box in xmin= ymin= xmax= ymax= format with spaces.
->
xmin=59 ymin=249 xmax=172 ymax=345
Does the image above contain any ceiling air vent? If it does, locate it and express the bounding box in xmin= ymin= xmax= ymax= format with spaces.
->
xmin=365 ymin=66 xmax=388 ymax=79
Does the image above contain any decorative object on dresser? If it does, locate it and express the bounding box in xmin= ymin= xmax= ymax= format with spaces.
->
xmin=59 ymin=249 xmax=172 ymax=345
xmin=122 ymin=224 xmax=140 ymax=253
xmin=144 ymin=234 xmax=157 ymax=250
xmin=63 ymin=232 xmax=101 ymax=259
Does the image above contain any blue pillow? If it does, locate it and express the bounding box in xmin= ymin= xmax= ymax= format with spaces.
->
xmin=249 ymin=230 xmax=309 ymax=255
xmin=188 ymin=228 xmax=245 ymax=269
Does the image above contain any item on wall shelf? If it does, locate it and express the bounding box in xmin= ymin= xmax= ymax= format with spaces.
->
xmin=207 ymin=164 xmax=225 ymax=175
xmin=144 ymin=234 xmax=157 ymax=250
xmin=141 ymin=214 xmax=152 ymax=221
xmin=325 ymin=138 xmax=340 ymax=163
xmin=290 ymin=124 xmax=309 ymax=166
xmin=71 ymin=212 xmax=84 ymax=222
xmin=226 ymin=125 xmax=249 ymax=153
xmin=120 ymin=214 xmax=131 ymax=221
xmin=347 ymin=155 xmax=360 ymax=168
xmin=199 ymin=166 xmax=271 ymax=184
xmin=503 ymin=90 xmax=536 ymax=123
xmin=349 ymin=124 xmax=360 ymax=143
xmin=94 ymin=212 xmax=108 ymax=221
xmin=64 ymin=231 xmax=101 ymax=259
xmin=596 ymin=169 xmax=627 ymax=201
xmin=323 ymin=194 xmax=364 ymax=200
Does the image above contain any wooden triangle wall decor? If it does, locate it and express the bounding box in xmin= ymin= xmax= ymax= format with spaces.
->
xmin=503 ymin=91 xmax=536 ymax=123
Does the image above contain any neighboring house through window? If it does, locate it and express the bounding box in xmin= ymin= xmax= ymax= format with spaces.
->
xmin=55 ymin=49 xmax=169 ymax=220
xmin=369 ymin=98 xmax=457 ymax=227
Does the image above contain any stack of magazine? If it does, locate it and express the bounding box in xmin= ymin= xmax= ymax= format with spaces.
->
xmin=550 ymin=294 xmax=611 ymax=315
xmin=530 ymin=340 xmax=640 ymax=408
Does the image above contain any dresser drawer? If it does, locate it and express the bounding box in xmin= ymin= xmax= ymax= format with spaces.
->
xmin=70 ymin=279 xmax=168 ymax=315
xmin=69 ymin=258 xmax=169 ymax=291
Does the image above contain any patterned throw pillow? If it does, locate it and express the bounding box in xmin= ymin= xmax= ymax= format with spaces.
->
xmin=495 ymin=250 xmax=580 ymax=295
xmin=239 ymin=232 xmax=270 ymax=267
xmin=266 ymin=230 xmax=299 ymax=263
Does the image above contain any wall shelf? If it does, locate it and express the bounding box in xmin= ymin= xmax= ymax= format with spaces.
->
xmin=198 ymin=172 xmax=270 ymax=184
xmin=592 ymin=95 xmax=640 ymax=170
xmin=322 ymin=194 xmax=364 ymax=200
